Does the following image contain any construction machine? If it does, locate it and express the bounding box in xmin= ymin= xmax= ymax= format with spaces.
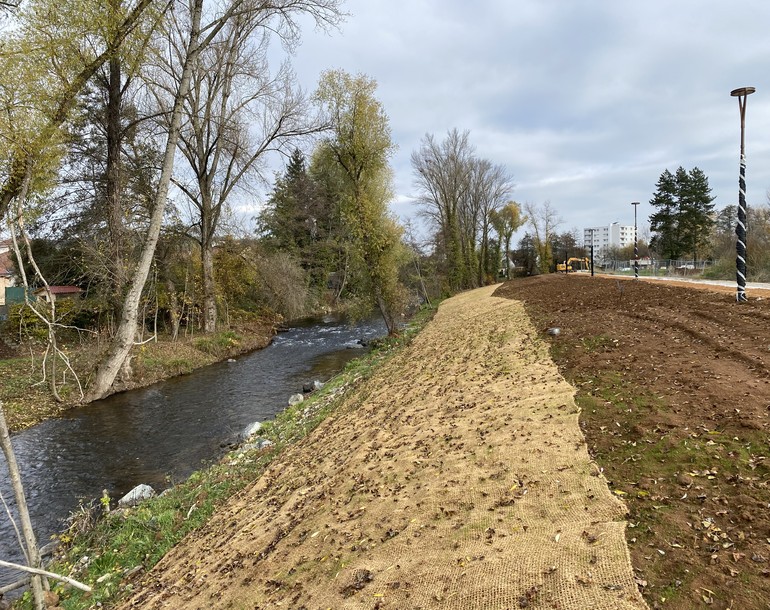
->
xmin=556 ymin=257 xmax=591 ymax=272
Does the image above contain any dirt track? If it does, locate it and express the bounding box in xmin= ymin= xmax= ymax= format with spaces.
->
xmin=120 ymin=285 xmax=647 ymax=610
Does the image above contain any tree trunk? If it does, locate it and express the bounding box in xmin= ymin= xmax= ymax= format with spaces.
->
xmin=166 ymin=277 xmax=181 ymax=341
xmin=106 ymin=36 xmax=126 ymax=313
xmin=86 ymin=0 xmax=205 ymax=402
xmin=0 ymin=404 xmax=45 ymax=610
xmin=375 ymin=292 xmax=396 ymax=336
xmin=201 ymin=240 xmax=217 ymax=333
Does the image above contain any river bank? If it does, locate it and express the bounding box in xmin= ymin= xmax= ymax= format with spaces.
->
xmin=0 ymin=319 xmax=277 ymax=433
xmin=6 ymin=305 xmax=436 ymax=609
xmin=10 ymin=276 xmax=770 ymax=609
xmin=105 ymin=285 xmax=645 ymax=609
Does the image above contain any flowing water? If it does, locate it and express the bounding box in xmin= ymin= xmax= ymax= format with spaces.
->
xmin=0 ymin=314 xmax=386 ymax=589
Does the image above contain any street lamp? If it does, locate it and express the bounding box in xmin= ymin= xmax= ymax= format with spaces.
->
xmin=588 ymin=228 xmax=595 ymax=277
xmin=631 ymin=202 xmax=640 ymax=280
xmin=731 ymin=86 xmax=756 ymax=302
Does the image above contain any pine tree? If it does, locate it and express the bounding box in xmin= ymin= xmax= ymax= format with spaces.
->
xmin=260 ymin=149 xmax=316 ymax=254
xmin=649 ymin=166 xmax=715 ymax=261
xmin=678 ymin=166 xmax=715 ymax=263
xmin=649 ymin=169 xmax=680 ymax=259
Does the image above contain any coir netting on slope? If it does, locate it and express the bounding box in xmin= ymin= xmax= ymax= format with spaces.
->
xmin=124 ymin=285 xmax=649 ymax=610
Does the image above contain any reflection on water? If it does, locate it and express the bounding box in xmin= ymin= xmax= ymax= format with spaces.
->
xmin=0 ymin=314 xmax=385 ymax=587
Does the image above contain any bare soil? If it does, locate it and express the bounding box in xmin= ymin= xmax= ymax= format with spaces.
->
xmin=494 ymin=275 xmax=770 ymax=609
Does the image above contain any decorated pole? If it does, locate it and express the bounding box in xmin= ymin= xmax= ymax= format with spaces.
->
xmin=731 ymin=87 xmax=755 ymax=303
xmin=631 ymin=201 xmax=640 ymax=279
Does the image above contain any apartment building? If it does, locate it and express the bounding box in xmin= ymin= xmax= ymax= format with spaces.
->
xmin=583 ymin=222 xmax=636 ymax=255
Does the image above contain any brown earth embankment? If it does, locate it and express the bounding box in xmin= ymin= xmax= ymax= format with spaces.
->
xmin=118 ymin=285 xmax=647 ymax=610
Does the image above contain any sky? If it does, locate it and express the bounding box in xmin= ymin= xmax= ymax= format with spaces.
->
xmin=259 ymin=0 xmax=770 ymax=244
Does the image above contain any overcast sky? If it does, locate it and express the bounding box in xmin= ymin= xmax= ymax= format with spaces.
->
xmin=273 ymin=0 xmax=770 ymax=242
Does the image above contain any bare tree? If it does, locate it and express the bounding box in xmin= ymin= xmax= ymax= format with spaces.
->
xmin=412 ymin=129 xmax=513 ymax=290
xmin=467 ymin=159 xmax=513 ymax=285
xmin=86 ymin=0 xmax=343 ymax=401
xmin=168 ymin=8 xmax=325 ymax=332
xmin=411 ymin=129 xmax=474 ymax=291
xmin=524 ymin=200 xmax=562 ymax=274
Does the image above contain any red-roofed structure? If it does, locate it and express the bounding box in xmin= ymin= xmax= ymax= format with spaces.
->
xmin=33 ymin=286 xmax=83 ymax=303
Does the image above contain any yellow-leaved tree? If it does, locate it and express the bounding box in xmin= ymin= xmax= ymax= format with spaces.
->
xmin=315 ymin=69 xmax=408 ymax=335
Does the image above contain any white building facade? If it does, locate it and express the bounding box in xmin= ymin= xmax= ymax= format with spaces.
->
xmin=583 ymin=222 xmax=636 ymax=256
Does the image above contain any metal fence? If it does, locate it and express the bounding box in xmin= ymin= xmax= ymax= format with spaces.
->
xmin=598 ymin=259 xmax=713 ymax=276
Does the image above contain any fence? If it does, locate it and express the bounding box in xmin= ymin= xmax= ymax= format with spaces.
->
xmin=597 ymin=259 xmax=713 ymax=276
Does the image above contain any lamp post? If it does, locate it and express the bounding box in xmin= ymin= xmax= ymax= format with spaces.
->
xmin=731 ymin=86 xmax=755 ymax=302
xmin=631 ymin=202 xmax=640 ymax=280
xmin=588 ymin=228 xmax=595 ymax=277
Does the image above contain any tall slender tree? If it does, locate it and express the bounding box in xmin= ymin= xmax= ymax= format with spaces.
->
xmin=170 ymin=7 xmax=324 ymax=333
xmin=86 ymin=0 xmax=342 ymax=400
xmin=491 ymin=201 xmax=524 ymax=279
xmin=524 ymin=200 xmax=561 ymax=274
xmin=411 ymin=129 xmax=512 ymax=290
xmin=411 ymin=129 xmax=473 ymax=291
xmin=315 ymin=69 xmax=406 ymax=334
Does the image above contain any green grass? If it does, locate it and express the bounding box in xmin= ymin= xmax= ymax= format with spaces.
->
xmin=579 ymin=334 xmax=618 ymax=352
xmin=13 ymin=302 xmax=441 ymax=610
xmin=192 ymin=330 xmax=242 ymax=356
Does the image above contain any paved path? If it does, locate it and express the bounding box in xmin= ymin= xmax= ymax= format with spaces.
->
xmin=600 ymin=271 xmax=770 ymax=292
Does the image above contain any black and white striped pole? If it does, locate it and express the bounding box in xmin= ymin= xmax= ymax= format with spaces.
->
xmin=631 ymin=201 xmax=640 ymax=280
xmin=731 ymin=86 xmax=755 ymax=303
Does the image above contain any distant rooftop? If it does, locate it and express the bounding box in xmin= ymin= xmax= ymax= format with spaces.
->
xmin=0 ymin=250 xmax=12 ymax=277
xmin=33 ymin=286 xmax=83 ymax=295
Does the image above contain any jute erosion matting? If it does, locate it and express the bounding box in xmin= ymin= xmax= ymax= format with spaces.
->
xmin=124 ymin=285 xmax=649 ymax=610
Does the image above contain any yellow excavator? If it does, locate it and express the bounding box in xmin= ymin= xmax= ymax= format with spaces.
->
xmin=556 ymin=257 xmax=591 ymax=272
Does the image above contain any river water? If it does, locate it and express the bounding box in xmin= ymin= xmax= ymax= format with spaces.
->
xmin=0 ymin=314 xmax=386 ymax=589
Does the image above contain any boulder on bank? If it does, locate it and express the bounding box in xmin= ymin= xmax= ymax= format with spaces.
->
xmin=288 ymin=393 xmax=304 ymax=406
xmin=302 ymin=380 xmax=325 ymax=393
xmin=118 ymin=484 xmax=156 ymax=508
xmin=239 ymin=421 xmax=262 ymax=440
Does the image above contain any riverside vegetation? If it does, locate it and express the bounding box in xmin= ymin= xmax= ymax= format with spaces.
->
xmin=0 ymin=318 xmax=277 ymax=434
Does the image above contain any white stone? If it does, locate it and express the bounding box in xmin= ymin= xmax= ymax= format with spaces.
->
xmin=239 ymin=421 xmax=262 ymax=440
xmin=118 ymin=484 xmax=156 ymax=508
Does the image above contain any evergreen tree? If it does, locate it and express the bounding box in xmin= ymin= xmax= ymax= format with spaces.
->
xmin=678 ymin=166 xmax=715 ymax=262
xmin=649 ymin=166 xmax=715 ymax=261
xmin=260 ymin=148 xmax=350 ymax=293
xmin=260 ymin=149 xmax=320 ymax=255
xmin=649 ymin=169 xmax=680 ymax=259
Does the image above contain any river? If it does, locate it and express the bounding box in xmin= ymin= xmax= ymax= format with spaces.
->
xmin=0 ymin=314 xmax=386 ymax=589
